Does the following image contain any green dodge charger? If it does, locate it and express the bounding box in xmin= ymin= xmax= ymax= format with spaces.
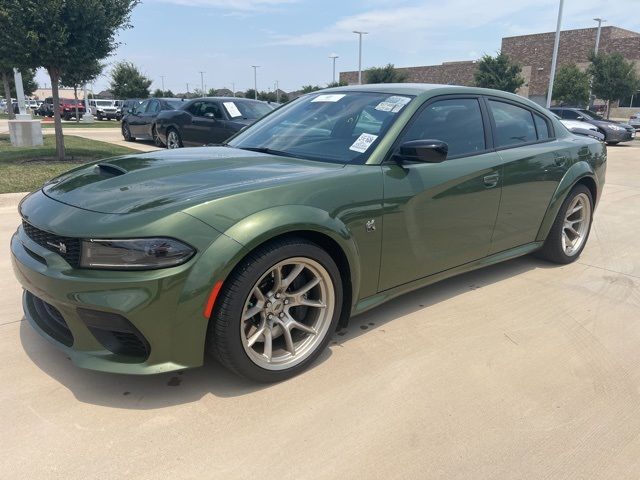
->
xmin=11 ymin=84 xmax=606 ymax=382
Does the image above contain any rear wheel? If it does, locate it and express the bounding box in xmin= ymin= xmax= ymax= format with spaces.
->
xmin=536 ymin=184 xmax=593 ymax=264
xmin=166 ymin=128 xmax=182 ymax=149
xmin=121 ymin=122 xmax=135 ymax=141
xmin=208 ymin=238 xmax=343 ymax=382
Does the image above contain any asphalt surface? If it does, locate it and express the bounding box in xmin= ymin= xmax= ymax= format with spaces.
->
xmin=1 ymin=143 xmax=639 ymax=479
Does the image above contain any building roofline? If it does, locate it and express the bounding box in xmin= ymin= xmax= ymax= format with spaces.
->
xmin=502 ymin=25 xmax=639 ymax=40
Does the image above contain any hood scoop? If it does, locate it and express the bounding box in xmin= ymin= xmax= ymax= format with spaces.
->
xmin=94 ymin=163 xmax=128 ymax=178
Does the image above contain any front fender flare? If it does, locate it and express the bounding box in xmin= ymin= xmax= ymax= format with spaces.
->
xmin=536 ymin=162 xmax=597 ymax=242
xmin=222 ymin=205 xmax=361 ymax=304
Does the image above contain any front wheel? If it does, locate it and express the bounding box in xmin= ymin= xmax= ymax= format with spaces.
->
xmin=208 ymin=238 xmax=343 ymax=382
xmin=152 ymin=125 xmax=164 ymax=147
xmin=121 ymin=122 xmax=135 ymax=141
xmin=166 ymin=128 xmax=182 ymax=149
xmin=536 ymin=184 xmax=593 ymax=264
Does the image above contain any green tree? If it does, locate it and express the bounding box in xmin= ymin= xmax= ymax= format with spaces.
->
xmin=0 ymin=0 xmax=139 ymax=160
xmin=244 ymin=88 xmax=257 ymax=99
xmin=327 ymin=80 xmax=348 ymax=88
xmin=60 ymin=59 xmax=103 ymax=122
xmin=109 ymin=61 xmax=151 ymax=99
xmin=152 ymin=88 xmax=164 ymax=97
xmin=301 ymin=85 xmax=322 ymax=93
xmin=474 ymin=53 xmax=524 ymax=93
xmin=365 ymin=64 xmax=407 ymax=84
xmin=552 ymin=64 xmax=590 ymax=106
xmin=588 ymin=52 xmax=640 ymax=118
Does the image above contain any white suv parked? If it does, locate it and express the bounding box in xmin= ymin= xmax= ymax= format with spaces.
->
xmin=88 ymin=99 xmax=119 ymax=120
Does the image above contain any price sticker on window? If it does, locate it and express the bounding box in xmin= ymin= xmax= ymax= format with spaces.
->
xmin=349 ymin=133 xmax=378 ymax=153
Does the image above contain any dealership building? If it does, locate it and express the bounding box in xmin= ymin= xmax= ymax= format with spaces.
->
xmin=340 ymin=26 xmax=640 ymax=118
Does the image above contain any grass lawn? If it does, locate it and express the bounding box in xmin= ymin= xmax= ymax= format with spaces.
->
xmin=0 ymin=134 xmax=137 ymax=194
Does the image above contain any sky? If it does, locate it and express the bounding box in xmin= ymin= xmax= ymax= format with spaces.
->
xmin=34 ymin=0 xmax=640 ymax=95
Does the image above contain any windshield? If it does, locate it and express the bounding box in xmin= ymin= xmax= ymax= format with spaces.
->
xmin=578 ymin=109 xmax=603 ymax=120
xmin=96 ymin=100 xmax=113 ymax=107
xmin=228 ymin=91 xmax=413 ymax=163
xmin=223 ymin=100 xmax=273 ymax=120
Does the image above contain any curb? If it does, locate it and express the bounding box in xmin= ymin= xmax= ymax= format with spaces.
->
xmin=0 ymin=192 xmax=28 ymax=208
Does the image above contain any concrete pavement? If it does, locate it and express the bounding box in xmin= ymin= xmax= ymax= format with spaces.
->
xmin=1 ymin=145 xmax=640 ymax=479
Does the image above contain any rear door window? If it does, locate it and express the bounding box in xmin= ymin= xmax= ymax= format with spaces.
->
xmin=533 ymin=113 xmax=551 ymax=140
xmin=488 ymin=100 xmax=537 ymax=147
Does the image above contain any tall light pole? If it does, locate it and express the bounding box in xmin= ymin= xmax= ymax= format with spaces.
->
xmin=186 ymin=82 xmax=190 ymax=97
xmin=329 ymin=53 xmax=339 ymax=84
xmin=251 ymin=65 xmax=260 ymax=100
xmin=353 ymin=31 xmax=368 ymax=85
xmin=199 ymin=71 xmax=205 ymax=95
xmin=232 ymin=82 xmax=235 ymax=97
xmin=545 ymin=0 xmax=564 ymax=108
xmin=160 ymin=75 xmax=165 ymax=92
xmin=589 ymin=18 xmax=606 ymax=108
xmin=274 ymin=80 xmax=279 ymax=102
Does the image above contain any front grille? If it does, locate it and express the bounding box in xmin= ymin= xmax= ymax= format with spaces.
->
xmin=22 ymin=220 xmax=81 ymax=268
xmin=25 ymin=291 xmax=74 ymax=347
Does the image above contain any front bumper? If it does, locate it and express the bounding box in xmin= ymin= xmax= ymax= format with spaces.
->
xmin=11 ymin=194 xmax=233 ymax=374
xmin=605 ymin=128 xmax=635 ymax=143
xmin=97 ymin=110 xmax=118 ymax=119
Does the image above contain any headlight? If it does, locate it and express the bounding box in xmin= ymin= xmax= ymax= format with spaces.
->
xmin=608 ymin=124 xmax=625 ymax=131
xmin=80 ymin=238 xmax=195 ymax=270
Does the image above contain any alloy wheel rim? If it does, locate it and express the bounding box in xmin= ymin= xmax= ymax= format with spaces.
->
xmin=240 ymin=257 xmax=335 ymax=370
xmin=167 ymin=131 xmax=179 ymax=149
xmin=562 ymin=193 xmax=591 ymax=256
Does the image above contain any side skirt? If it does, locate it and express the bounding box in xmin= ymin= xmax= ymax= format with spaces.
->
xmin=352 ymin=241 xmax=543 ymax=317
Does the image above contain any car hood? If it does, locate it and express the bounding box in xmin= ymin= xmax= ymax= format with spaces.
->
xmin=42 ymin=146 xmax=344 ymax=214
xmin=590 ymin=119 xmax=633 ymax=129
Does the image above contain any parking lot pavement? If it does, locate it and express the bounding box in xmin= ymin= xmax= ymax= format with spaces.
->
xmin=1 ymin=145 xmax=640 ymax=479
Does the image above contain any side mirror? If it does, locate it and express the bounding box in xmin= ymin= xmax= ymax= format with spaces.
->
xmin=396 ymin=139 xmax=448 ymax=163
xmin=204 ymin=112 xmax=216 ymax=119
xmin=576 ymin=115 xmax=584 ymax=121
xmin=127 ymin=108 xmax=133 ymax=114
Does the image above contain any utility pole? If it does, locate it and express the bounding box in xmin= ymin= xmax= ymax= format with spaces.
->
xmin=251 ymin=65 xmax=260 ymax=100
xmin=588 ymin=18 xmax=606 ymax=109
xmin=353 ymin=31 xmax=368 ymax=85
xmin=199 ymin=71 xmax=205 ymax=95
xmin=275 ymin=80 xmax=279 ymax=102
xmin=546 ymin=0 xmax=564 ymax=108
xmin=186 ymin=82 xmax=190 ymax=98
xmin=160 ymin=75 xmax=165 ymax=92
xmin=232 ymin=82 xmax=235 ymax=97
xmin=329 ymin=53 xmax=339 ymax=84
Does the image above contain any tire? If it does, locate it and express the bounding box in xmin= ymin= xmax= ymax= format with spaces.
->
xmin=152 ymin=125 xmax=164 ymax=147
xmin=121 ymin=122 xmax=135 ymax=141
xmin=535 ymin=184 xmax=593 ymax=264
xmin=62 ymin=113 xmax=70 ymax=121
xmin=166 ymin=128 xmax=182 ymax=149
xmin=97 ymin=112 xmax=103 ymax=121
xmin=208 ymin=237 xmax=343 ymax=382
xmin=606 ymin=141 xmax=619 ymax=146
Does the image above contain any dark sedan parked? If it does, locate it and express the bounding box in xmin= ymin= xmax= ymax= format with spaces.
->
xmin=550 ymin=107 xmax=636 ymax=145
xmin=155 ymin=97 xmax=274 ymax=148
xmin=121 ymin=98 xmax=184 ymax=146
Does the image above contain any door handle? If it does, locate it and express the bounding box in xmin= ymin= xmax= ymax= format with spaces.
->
xmin=483 ymin=173 xmax=499 ymax=188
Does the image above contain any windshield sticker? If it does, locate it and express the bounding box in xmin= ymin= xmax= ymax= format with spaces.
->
xmin=223 ymin=102 xmax=242 ymax=118
xmin=375 ymin=95 xmax=411 ymax=113
xmin=311 ymin=94 xmax=346 ymax=103
xmin=349 ymin=133 xmax=378 ymax=153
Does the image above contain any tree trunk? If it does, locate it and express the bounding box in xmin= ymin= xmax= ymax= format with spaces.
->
xmin=73 ymin=86 xmax=79 ymax=123
xmin=48 ymin=67 xmax=65 ymax=161
xmin=2 ymin=72 xmax=14 ymax=120
xmin=606 ymin=100 xmax=611 ymax=120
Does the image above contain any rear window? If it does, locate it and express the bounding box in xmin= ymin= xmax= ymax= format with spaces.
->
xmin=533 ymin=113 xmax=551 ymax=140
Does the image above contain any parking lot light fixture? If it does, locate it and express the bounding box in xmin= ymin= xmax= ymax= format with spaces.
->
xmin=352 ymin=31 xmax=368 ymax=85
xmin=546 ymin=0 xmax=564 ymax=108
xmin=329 ymin=54 xmax=339 ymax=84
xmin=251 ymin=66 xmax=260 ymax=100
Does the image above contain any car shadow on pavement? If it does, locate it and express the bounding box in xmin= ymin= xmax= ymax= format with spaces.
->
xmin=19 ymin=255 xmax=553 ymax=410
